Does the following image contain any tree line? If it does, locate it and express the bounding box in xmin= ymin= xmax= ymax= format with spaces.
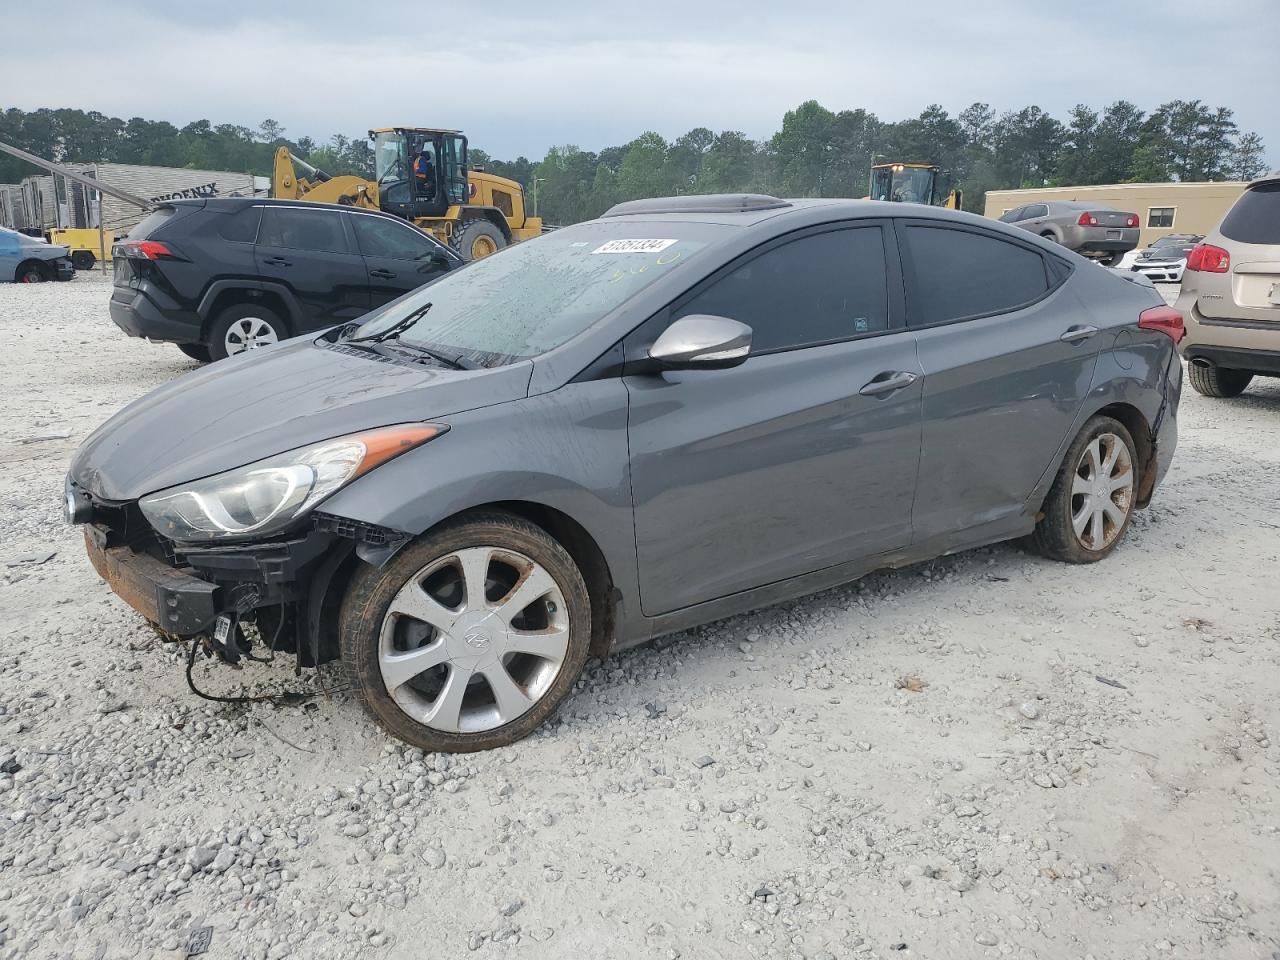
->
xmin=1 ymin=100 xmax=1267 ymax=226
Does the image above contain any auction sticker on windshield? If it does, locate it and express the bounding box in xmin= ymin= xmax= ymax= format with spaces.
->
xmin=592 ymin=239 xmax=678 ymax=254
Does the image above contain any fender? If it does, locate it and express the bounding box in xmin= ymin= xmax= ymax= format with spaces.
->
xmin=196 ymin=278 xmax=304 ymax=332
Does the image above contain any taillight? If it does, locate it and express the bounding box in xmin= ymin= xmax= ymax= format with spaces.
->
xmin=1125 ymin=215 xmax=1139 ymax=228
xmin=1138 ymin=305 xmax=1185 ymax=343
xmin=1185 ymin=243 xmax=1229 ymax=273
xmin=1077 ymin=212 xmax=1099 ymax=226
xmin=117 ymin=240 xmax=177 ymax=260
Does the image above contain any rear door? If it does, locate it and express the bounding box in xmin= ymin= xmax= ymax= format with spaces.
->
xmin=254 ymin=206 xmax=370 ymax=330
xmin=898 ymin=220 xmax=1097 ymax=543
xmin=625 ymin=221 xmax=922 ymax=615
xmin=349 ymin=211 xmax=456 ymax=308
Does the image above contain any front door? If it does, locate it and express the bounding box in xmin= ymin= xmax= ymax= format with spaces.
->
xmin=349 ymin=212 xmax=455 ymax=308
xmin=625 ymin=223 xmax=922 ymax=616
xmin=898 ymin=220 xmax=1100 ymax=542
xmin=254 ymin=206 xmax=370 ymax=330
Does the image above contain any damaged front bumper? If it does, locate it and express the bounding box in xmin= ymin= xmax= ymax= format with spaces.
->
xmin=71 ymin=478 xmax=406 ymax=666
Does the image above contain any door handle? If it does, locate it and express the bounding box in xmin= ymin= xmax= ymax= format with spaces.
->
xmin=1059 ymin=325 xmax=1099 ymax=343
xmin=859 ymin=370 xmax=918 ymax=397
xmin=370 ymin=268 xmax=396 ymax=280
xmin=263 ymin=256 xmax=291 ymax=267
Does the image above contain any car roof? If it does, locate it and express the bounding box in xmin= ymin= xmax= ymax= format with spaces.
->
xmin=169 ymin=196 xmax=407 ymax=221
xmin=597 ymin=195 xmax=978 ymax=229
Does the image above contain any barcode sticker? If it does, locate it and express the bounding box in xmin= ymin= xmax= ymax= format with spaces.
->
xmin=592 ymin=239 xmax=678 ymax=255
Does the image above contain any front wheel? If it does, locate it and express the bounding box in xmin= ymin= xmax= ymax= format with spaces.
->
xmin=1030 ymin=416 xmax=1138 ymax=563
xmin=454 ymin=219 xmax=507 ymax=261
xmin=15 ymin=261 xmax=48 ymax=283
xmin=339 ymin=511 xmax=592 ymax=752
xmin=1187 ymin=363 xmax=1252 ymax=398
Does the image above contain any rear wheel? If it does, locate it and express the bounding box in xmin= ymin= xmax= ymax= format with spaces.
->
xmin=15 ymin=261 xmax=48 ymax=283
xmin=1187 ymin=363 xmax=1252 ymax=398
xmin=1031 ymin=416 xmax=1138 ymax=563
xmin=208 ymin=304 xmax=287 ymax=361
xmin=454 ymin=219 xmax=507 ymax=261
xmin=178 ymin=343 xmax=211 ymax=363
xmin=339 ymin=511 xmax=591 ymax=752
xmin=71 ymin=251 xmax=97 ymax=271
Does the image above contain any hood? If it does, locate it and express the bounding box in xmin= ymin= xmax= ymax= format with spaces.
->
xmin=71 ymin=337 xmax=532 ymax=501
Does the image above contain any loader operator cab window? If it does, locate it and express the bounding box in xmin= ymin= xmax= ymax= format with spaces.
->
xmin=374 ymin=130 xmax=468 ymax=221
xmin=413 ymin=150 xmax=436 ymax=200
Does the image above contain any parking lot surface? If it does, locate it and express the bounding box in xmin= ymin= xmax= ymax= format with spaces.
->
xmin=1 ymin=273 xmax=1277 ymax=959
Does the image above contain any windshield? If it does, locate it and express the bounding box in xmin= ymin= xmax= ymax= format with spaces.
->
xmin=374 ymin=132 xmax=410 ymax=186
xmin=346 ymin=221 xmax=724 ymax=365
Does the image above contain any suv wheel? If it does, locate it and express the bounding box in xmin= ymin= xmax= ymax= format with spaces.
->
xmin=209 ymin=304 xmax=287 ymax=360
xmin=1187 ymin=363 xmax=1252 ymax=398
xmin=339 ymin=511 xmax=592 ymax=752
xmin=1031 ymin=415 xmax=1138 ymax=564
xmin=178 ymin=343 xmax=212 ymax=363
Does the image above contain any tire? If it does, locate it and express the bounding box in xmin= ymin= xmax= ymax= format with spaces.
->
xmin=1187 ymin=363 xmax=1252 ymax=398
xmin=177 ymin=343 xmax=212 ymax=363
xmin=454 ymin=219 xmax=507 ymax=261
xmin=1039 ymin=231 xmax=1058 ymax=243
xmin=71 ymin=251 xmax=97 ymax=271
xmin=1030 ymin=415 xmax=1139 ymax=564
xmin=339 ymin=511 xmax=592 ymax=752
xmin=207 ymin=303 xmax=288 ymax=361
xmin=15 ymin=261 xmax=48 ymax=283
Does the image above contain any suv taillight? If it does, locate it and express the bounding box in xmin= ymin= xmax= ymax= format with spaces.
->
xmin=1077 ymin=212 xmax=1099 ymax=226
xmin=1185 ymin=243 xmax=1230 ymax=273
xmin=117 ymin=240 xmax=177 ymax=260
xmin=1138 ymin=305 xmax=1185 ymax=343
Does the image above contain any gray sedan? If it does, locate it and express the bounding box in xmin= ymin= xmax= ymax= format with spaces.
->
xmin=998 ymin=200 xmax=1140 ymax=265
xmin=66 ymin=195 xmax=1183 ymax=752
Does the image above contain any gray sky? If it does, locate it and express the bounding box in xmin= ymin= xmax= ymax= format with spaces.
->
xmin=4 ymin=0 xmax=1276 ymax=165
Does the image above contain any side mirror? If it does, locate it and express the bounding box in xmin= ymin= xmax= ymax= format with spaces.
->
xmin=649 ymin=314 xmax=752 ymax=370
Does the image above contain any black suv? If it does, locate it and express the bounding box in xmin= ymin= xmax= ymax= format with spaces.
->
xmin=110 ymin=198 xmax=463 ymax=361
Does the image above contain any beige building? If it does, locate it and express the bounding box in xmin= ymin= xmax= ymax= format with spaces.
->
xmin=984 ymin=181 xmax=1247 ymax=248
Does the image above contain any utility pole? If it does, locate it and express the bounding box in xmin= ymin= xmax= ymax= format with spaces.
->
xmin=531 ymin=177 xmax=545 ymax=218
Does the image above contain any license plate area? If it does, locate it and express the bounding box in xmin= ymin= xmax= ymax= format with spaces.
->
xmin=1106 ymin=230 xmax=1121 ymax=239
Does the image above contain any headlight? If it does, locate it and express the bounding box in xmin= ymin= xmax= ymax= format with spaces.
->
xmin=139 ymin=424 xmax=445 ymax=542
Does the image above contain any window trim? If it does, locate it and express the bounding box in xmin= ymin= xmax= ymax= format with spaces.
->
xmin=894 ymin=218 xmax=1072 ymax=331
xmin=663 ymin=219 xmax=907 ymax=358
xmin=1147 ymin=206 xmax=1176 ymax=228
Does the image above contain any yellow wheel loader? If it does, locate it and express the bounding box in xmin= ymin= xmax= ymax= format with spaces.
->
xmin=272 ymin=127 xmax=542 ymax=260
xmin=868 ymin=162 xmax=962 ymax=210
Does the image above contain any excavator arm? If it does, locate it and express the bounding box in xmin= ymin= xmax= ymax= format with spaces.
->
xmin=271 ymin=146 xmax=379 ymax=209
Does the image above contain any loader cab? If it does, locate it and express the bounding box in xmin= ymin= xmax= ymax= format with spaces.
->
xmin=373 ymin=127 xmax=470 ymax=221
xmin=869 ymin=162 xmax=942 ymax=206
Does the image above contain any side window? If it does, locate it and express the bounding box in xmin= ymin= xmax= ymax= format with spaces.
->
xmin=999 ymin=207 xmax=1024 ymax=223
xmin=352 ymin=214 xmax=436 ymax=260
xmin=676 ymin=227 xmax=889 ymax=353
xmin=1023 ymin=203 xmax=1047 ymax=219
xmin=905 ymin=225 xmax=1051 ymax=326
xmin=217 ymin=206 xmax=261 ymax=243
xmin=258 ymin=207 xmax=349 ymax=254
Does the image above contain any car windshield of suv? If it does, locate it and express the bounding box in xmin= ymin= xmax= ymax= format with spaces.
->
xmin=345 ymin=221 xmax=724 ymax=365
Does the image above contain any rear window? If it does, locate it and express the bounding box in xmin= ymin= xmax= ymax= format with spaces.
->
xmin=124 ymin=206 xmax=176 ymax=240
xmin=1219 ymin=182 xmax=1280 ymax=245
xmin=906 ymin=225 xmax=1052 ymax=326
xmin=217 ymin=206 xmax=261 ymax=243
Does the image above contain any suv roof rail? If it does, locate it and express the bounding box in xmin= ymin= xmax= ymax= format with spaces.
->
xmin=601 ymin=194 xmax=792 ymax=218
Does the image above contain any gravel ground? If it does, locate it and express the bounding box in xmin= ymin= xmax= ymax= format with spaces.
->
xmin=1 ymin=272 xmax=1278 ymax=960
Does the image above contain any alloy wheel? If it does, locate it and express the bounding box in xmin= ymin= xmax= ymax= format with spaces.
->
xmin=1069 ymin=433 xmax=1134 ymax=551
xmin=223 ymin=316 xmax=280 ymax=355
xmin=377 ymin=547 xmax=570 ymax=734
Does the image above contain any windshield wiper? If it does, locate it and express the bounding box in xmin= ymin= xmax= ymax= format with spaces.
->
xmin=345 ymin=303 xmax=432 ymax=344
xmin=390 ymin=342 xmax=482 ymax=370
